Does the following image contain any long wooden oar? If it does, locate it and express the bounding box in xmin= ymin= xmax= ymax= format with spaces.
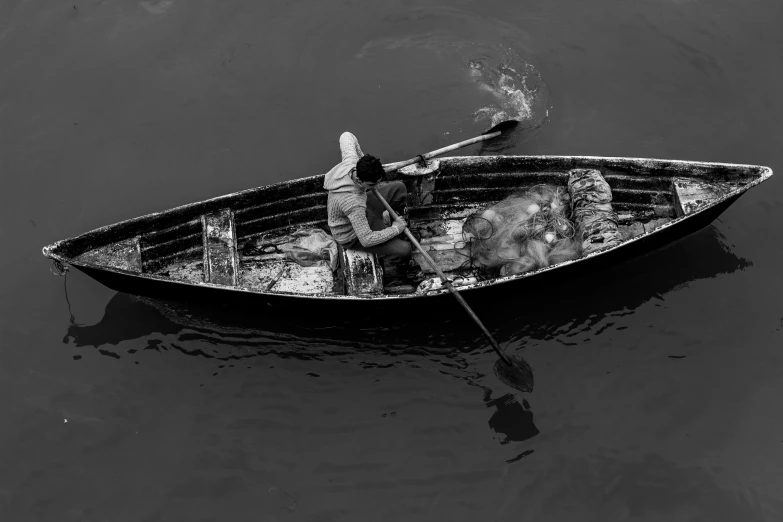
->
xmin=371 ymin=177 xmax=534 ymax=393
xmin=382 ymin=120 xmax=518 ymax=173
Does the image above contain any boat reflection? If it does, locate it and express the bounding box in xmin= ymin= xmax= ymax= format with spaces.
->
xmin=62 ymin=225 xmax=747 ymax=446
xmin=64 ymin=290 xmax=543 ymax=446
xmin=474 ymin=223 xmax=751 ymax=344
xmin=66 ymin=225 xmax=747 ymax=350
xmin=485 ymin=391 xmax=540 ymax=444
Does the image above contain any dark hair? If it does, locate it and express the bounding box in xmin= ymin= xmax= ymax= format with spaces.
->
xmin=356 ymin=154 xmax=384 ymax=183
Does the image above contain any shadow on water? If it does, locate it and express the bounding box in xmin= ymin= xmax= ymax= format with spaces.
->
xmin=491 ymin=222 xmax=752 ymax=344
xmin=61 ymin=224 xmax=749 ymax=447
xmin=65 ymin=226 xmax=748 ymax=350
xmin=64 ymin=287 xmax=546 ymax=447
xmin=63 ymin=224 xmax=749 ymax=370
xmin=63 ymin=285 xmax=546 ymax=447
xmin=485 ymin=391 xmax=540 ymax=444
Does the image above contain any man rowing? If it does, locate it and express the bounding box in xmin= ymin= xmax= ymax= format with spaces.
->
xmin=323 ymin=132 xmax=412 ymax=285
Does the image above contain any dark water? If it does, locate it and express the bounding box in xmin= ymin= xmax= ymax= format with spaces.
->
xmin=2 ymin=0 xmax=782 ymax=520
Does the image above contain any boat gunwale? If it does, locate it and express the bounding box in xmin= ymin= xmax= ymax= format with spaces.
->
xmin=41 ymin=155 xmax=773 ymax=301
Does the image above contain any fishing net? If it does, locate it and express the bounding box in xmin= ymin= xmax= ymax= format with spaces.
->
xmin=459 ymin=170 xmax=623 ymax=276
xmin=461 ymin=184 xmax=582 ymax=276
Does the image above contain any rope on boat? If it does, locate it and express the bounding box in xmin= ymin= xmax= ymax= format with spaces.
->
xmin=50 ymin=261 xmax=77 ymax=325
xmin=63 ymin=272 xmax=77 ymax=326
xmin=50 ymin=260 xmax=69 ymax=276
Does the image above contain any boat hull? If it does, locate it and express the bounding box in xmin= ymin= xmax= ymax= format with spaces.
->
xmin=44 ymin=154 xmax=772 ymax=312
xmin=69 ymin=192 xmax=741 ymax=316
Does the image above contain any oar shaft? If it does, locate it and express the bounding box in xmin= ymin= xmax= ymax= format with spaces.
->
xmin=371 ymin=188 xmax=511 ymax=365
xmin=383 ymin=130 xmax=501 ymax=173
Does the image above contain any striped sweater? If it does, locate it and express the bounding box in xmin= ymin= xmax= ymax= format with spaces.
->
xmin=323 ymin=132 xmax=403 ymax=247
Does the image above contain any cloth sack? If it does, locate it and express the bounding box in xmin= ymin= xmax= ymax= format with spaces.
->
xmin=277 ymin=228 xmax=339 ymax=271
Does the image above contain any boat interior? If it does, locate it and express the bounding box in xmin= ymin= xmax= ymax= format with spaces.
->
xmin=56 ymin=156 xmax=766 ymax=298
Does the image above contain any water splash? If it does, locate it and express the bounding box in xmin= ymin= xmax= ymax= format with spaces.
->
xmin=468 ymin=58 xmax=548 ymax=127
xmin=140 ymin=0 xmax=176 ymax=15
xmin=356 ymin=27 xmax=550 ymax=131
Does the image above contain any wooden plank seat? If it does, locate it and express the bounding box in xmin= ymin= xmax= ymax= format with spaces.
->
xmin=202 ymin=208 xmax=239 ymax=286
xmin=673 ymin=177 xmax=742 ymax=217
xmin=336 ymin=245 xmax=384 ymax=296
xmin=77 ymin=237 xmax=142 ymax=273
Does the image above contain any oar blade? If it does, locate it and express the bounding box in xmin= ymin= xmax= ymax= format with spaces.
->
xmin=481 ymin=120 xmax=519 ymax=136
xmin=493 ymin=353 xmax=534 ymax=392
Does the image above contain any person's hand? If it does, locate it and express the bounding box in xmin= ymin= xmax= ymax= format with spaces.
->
xmin=392 ymin=218 xmax=407 ymax=232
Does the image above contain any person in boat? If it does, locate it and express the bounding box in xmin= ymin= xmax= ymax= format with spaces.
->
xmin=323 ymin=132 xmax=412 ymax=274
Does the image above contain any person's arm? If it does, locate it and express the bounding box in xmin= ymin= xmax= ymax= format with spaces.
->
xmin=346 ymin=208 xmax=405 ymax=247
xmin=339 ymin=132 xmax=364 ymax=162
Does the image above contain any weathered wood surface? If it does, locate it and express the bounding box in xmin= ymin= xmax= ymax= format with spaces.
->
xmin=202 ymin=209 xmax=238 ymax=286
xmin=239 ymin=259 xmax=333 ymax=294
xmin=673 ymin=178 xmax=738 ymax=216
xmin=413 ymin=219 xmax=471 ymax=274
xmin=340 ymin=248 xmax=384 ymax=295
xmin=77 ymin=237 xmax=142 ymax=272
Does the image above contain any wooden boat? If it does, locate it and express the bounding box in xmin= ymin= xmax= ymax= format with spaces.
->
xmin=42 ymin=155 xmax=772 ymax=312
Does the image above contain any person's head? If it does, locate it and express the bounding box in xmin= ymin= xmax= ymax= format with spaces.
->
xmin=355 ymin=154 xmax=384 ymax=188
